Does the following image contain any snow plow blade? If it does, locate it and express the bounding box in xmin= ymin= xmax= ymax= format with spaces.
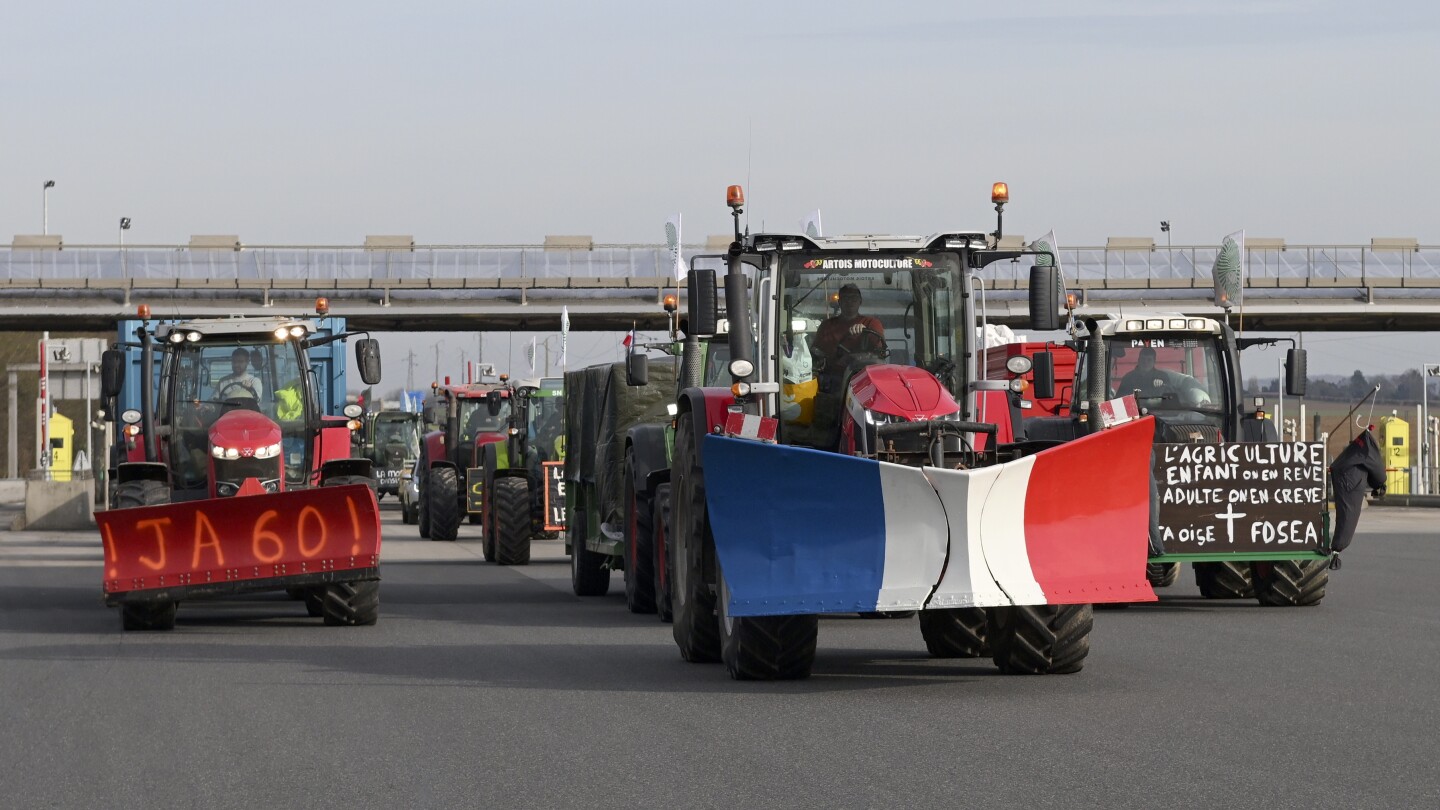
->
xmin=702 ymin=417 xmax=1156 ymax=618
xmin=98 ymin=484 xmax=382 ymax=603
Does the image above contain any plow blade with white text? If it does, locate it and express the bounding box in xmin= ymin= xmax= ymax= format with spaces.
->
xmin=702 ymin=417 xmax=1156 ymax=618
xmin=98 ymin=484 xmax=382 ymax=604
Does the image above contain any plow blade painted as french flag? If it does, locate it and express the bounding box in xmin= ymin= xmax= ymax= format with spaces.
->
xmin=702 ymin=416 xmax=1156 ymax=617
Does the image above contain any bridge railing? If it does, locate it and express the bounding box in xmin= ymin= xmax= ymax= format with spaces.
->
xmin=2 ymin=244 xmax=1438 ymax=289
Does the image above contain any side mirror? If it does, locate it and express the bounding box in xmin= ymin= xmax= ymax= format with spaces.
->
xmin=100 ymin=348 xmax=125 ymax=400
xmin=355 ymin=338 xmax=382 ymax=386
xmin=626 ymin=352 xmax=649 ymax=387
xmin=687 ymin=267 xmax=719 ymax=336
xmin=487 ymin=390 xmax=503 ymax=417
xmin=1285 ymin=348 xmax=1307 ymax=397
xmin=1027 ymin=265 xmax=1061 ymax=332
xmin=1032 ymin=351 xmax=1056 ymax=400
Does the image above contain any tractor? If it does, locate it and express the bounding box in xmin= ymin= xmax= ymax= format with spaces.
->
xmin=475 ymin=376 xmax=566 ymax=565
xmin=357 ymin=409 xmax=421 ymax=502
xmin=659 ymin=183 xmax=1158 ymax=680
xmin=416 ymin=380 xmax=513 ymax=541
xmin=95 ymin=301 xmax=385 ymax=631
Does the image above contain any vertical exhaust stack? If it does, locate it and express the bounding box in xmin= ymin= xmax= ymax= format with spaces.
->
xmin=1084 ymin=318 xmax=1108 ymax=434
xmin=723 ymin=185 xmax=756 ymax=404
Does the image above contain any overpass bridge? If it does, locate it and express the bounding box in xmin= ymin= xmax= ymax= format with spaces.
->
xmin=3 ymin=239 xmax=1439 ymax=332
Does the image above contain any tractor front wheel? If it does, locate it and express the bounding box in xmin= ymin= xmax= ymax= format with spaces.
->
xmin=1146 ymin=562 xmax=1180 ymax=588
xmin=919 ymin=607 xmax=990 ymax=658
xmin=321 ymin=581 xmax=380 ymax=626
xmin=114 ymin=479 xmax=170 ymax=509
xmin=986 ymin=604 xmax=1092 ymax=675
xmin=623 ymin=449 xmax=656 ymax=614
xmin=717 ymin=565 xmax=818 ymax=680
xmin=426 ymin=467 xmax=461 ymax=542
xmin=121 ymin=600 xmax=177 ymax=631
xmin=1252 ymin=559 xmax=1328 ymax=607
xmin=492 ymin=477 xmax=533 ymax=565
xmin=1194 ymin=561 xmax=1254 ymax=599
xmin=671 ymin=412 xmax=720 ymax=663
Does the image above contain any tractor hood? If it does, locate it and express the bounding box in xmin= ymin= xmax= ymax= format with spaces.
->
xmin=209 ymin=410 xmax=283 ymax=458
xmin=849 ymin=364 xmax=960 ymax=421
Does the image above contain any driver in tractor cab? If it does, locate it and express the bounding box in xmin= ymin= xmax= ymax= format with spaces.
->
xmin=216 ymin=347 xmax=264 ymax=402
xmin=812 ymin=283 xmax=885 ymax=372
xmin=1117 ymin=346 xmax=1210 ymax=406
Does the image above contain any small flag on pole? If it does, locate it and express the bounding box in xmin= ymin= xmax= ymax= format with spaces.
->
xmin=622 ymin=327 xmax=635 ymax=348
xmin=561 ymin=306 xmax=570 ymax=371
xmin=666 ymin=214 xmax=685 ymax=281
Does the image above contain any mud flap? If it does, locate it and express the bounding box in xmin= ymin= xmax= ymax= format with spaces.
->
xmin=702 ymin=417 xmax=1155 ymax=618
xmin=99 ymin=485 xmax=382 ymax=598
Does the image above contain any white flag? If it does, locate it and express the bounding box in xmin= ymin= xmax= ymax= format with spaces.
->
xmin=526 ymin=337 xmax=536 ymax=375
xmin=665 ymin=213 xmax=685 ymax=281
xmin=800 ymin=210 xmax=823 ymax=239
xmin=560 ymin=306 xmax=570 ymax=371
xmin=1029 ymin=229 xmax=1066 ymax=300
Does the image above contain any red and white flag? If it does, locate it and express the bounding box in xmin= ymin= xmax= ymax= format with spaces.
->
xmin=622 ymin=328 xmax=635 ymax=348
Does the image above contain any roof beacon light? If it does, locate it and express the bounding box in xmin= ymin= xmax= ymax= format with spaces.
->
xmin=726 ymin=185 xmax=745 ymax=209
xmin=663 ymin=294 xmax=678 ymax=312
xmin=991 ymin=182 xmax=1010 ymax=205
xmin=315 ymin=297 xmax=330 ymax=316
xmin=137 ymin=304 xmax=151 ymax=320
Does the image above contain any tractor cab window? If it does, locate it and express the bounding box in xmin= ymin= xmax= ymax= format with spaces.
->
xmin=778 ymin=253 xmax=966 ymax=395
xmin=459 ymin=397 xmax=509 ymax=440
xmin=374 ymin=416 xmax=420 ymax=458
xmin=1104 ymin=335 xmax=1225 ymax=411
xmin=528 ymin=390 xmax=565 ymax=462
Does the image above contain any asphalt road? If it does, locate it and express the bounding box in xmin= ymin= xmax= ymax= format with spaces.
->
xmin=1 ymin=504 xmax=1436 ymax=809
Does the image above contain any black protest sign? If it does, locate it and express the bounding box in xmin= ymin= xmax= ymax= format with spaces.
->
xmin=1154 ymin=442 xmax=1326 ymax=554
xmin=543 ymin=461 xmax=567 ymax=531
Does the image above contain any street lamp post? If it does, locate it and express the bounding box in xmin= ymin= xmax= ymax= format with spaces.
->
xmin=119 ymin=217 xmax=131 ymax=276
xmin=1423 ymin=363 xmax=1440 ymax=494
xmin=43 ymin=180 xmax=55 ymax=234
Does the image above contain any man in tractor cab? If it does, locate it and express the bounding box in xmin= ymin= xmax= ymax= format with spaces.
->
xmin=1116 ymin=346 xmax=1209 ymax=405
xmin=216 ymin=347 xmax=264 ymax=402
xmin=812 ymin=283 xmax=885 ymax=372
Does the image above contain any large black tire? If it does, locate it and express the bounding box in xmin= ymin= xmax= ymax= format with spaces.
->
xmin=1252 ymin=559 xmax=1328 ymax=607
xmin=1194 ymin=561 xmax=1255 ymax=599
xmin=121 ymin=600 xmax=177 ymax=631
xmin=426 ymin=467 xmax=461 ymax=542
xmin=623 ymin=450 xmax=657 ymax=614
xmin=671 ymin=412 xmax=721 ymax=663
xmin=321 ymin=580 xmax=380 ymax=626
xmin=987 ymin=604 xmax=1092 ymax=675
xmin=918 ymin=607 xmax=990 ymax=658
xmin=1146 ymin=561 xmax=1180 ymax=588
xmin=322 ymin=474 xmax=378 ymax=498
xmin=492 ymin=476 xmax=533 ymax=566
xmin=718 ymin=566 xmax=818 ymax=680
xmin=653 ymin=483 xmax=674 ymax=623
xmin=114 ymin=479 xmax=171 ymax=509
xmin=418 ymin=478 xmax=432 ymax=537
xmin=569 ymin=499 xmax=611 ymax=596
xmin=401 ymin=499 xmax=418 ymax=525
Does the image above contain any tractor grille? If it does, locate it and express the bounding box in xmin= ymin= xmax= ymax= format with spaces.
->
xmin=214 ymin=456 xmax=283 ymax=496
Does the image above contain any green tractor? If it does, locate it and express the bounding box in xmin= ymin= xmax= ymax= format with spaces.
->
xmin=476 ymin=376 xmax=566 ymax=564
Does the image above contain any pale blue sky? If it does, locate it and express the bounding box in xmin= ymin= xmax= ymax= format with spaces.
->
xmin=3 ymin=1 xmax=1438 ymax=380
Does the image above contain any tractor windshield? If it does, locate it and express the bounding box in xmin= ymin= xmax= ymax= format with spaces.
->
xmin=161 ymin=338 xmax=314 ymax=491
xmin=528 ymin=388 xmax=565 ymax=462
xmin=778 ymin=252 xmax=966 ymax=394
xmin=459 ymin=396 xmax=510 ymax=440
xmin=374 ymin=415 xmax=420 ymax=460
xmin=1100 ymin=334 xmax=1227 ymax=413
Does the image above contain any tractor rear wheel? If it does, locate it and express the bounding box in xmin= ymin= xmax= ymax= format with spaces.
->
xmin=1146 ymin=562 xmax=1180 ymax=588
xmin=569 ymin=501 xmax=611 ymax=596
xmin=652 ymin=483 xmax=674 ymax=623
xmin=718 ymin=565 xmax=817 ymax=680
xmin=1252 ymin=559 xmax=1328 ymax=607
xmin=114 ymin=479 xmax=170 ymax=509
xmin=623 ymin=449 xmax=656 ymax=614
xmin=426 ymin=467 xmax=460 ymax=542
xmin=492 ymin=476 xmax=533 ymax=565
xmin=671 ymin=412 xmax=720 ymax=663
xmin=919 ymin=607 xmax=990 ymax=658
xmin=321 ymin=581 xmax=380 ymax=626
xmin=121 ymin=600 xmax=177 ymax=631
xmin=1194 ymin=561 xmax=1254 ymax=598
xmin=986 ymin=604 xmax=1092 ymax=675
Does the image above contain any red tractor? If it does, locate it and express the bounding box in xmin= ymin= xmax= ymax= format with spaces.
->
xmin=96 ymin=303 xmax=385 ymax=631
xmin=416 ymin=379 xmax=514 ymax=541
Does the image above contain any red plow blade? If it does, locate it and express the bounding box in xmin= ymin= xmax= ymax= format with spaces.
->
xmin=98 ymin=485 xmax=381 ymax=598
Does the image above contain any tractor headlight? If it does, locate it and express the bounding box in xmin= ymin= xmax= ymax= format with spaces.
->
xmin=121 ymin=409 xmax=142 ymax=425
xmin=253 ymin=443 xmax=282 ymax=459
xmin=225 ymin=447 xmax=240 ymax=460
xmin=211 ymin=446 xmax=225 ymax=459
xmin=343 ymin=404 xmax=364 ymax=418
xmin=729 ymin=359 xmax=755 ymax=378
xmin=1005 ymin=356 xmax=1033 ymax=375
xmin=168 ymin=331 xmax=185 ymax=344
xmin=186 ymin=332 xmax=201 ymax=342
